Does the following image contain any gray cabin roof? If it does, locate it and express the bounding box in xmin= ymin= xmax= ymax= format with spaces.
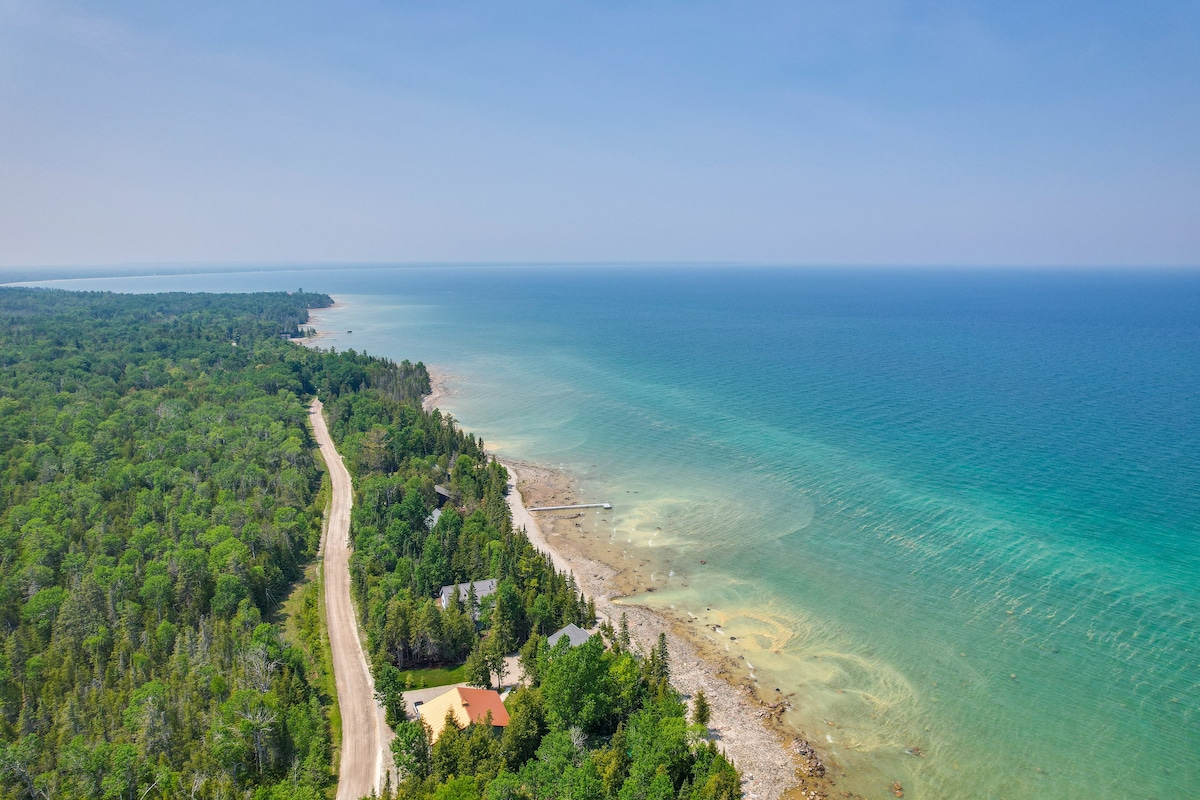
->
xmin=433 ymin=485 xmax=452 ymax=507
xmin=547 ymin=623 xmax=592 ymax=648
xmin=438 ymin=579 xmax=498 ymax=609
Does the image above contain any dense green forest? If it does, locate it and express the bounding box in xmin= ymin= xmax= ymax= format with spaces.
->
xmin=0 ymin=288 xmax=427 ymax=799
xmin=0 ymin=287 xmax=742 ymax=800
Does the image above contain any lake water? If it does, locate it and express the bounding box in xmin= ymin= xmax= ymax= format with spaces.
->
xmin=20 ymin=265 xmax=1200 ymax=799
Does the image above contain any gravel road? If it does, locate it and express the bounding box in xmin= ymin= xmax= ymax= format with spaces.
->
xmin=310 ymin=399 xmax=394 ymax=800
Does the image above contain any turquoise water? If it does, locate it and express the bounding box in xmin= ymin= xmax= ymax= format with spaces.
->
xmin=20 ymin=266 xmax=1200 ymax=799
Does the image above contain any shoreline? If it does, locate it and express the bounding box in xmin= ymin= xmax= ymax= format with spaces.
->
xmin=299 ymin=306 xmax=844 ymax=800
xmin=498 ymin=458 xmax=840 ymax=800
xmin=422 ymin=368 xmax=453 ymax=414
xmin=292 ymin=299 xmax=347 ymax=345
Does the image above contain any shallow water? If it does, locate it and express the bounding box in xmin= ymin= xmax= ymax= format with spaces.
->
xmin=22 ymin=265 xmax=1200 ymax=799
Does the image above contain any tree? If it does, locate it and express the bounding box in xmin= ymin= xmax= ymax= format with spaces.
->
xmin=621 ymin=709 xmax=691 ymax=799
xmin=518 ymin=634 xmax=544 ymax=687
xmin=212 ymin=573 xmax=247 ymax=619
xmin=375 ymin=662 xmax=408 ymax=727
xmin=646 ymin=632 xmax=671 ymax=688
xmin=657 ymin=633 xmax=671 ymax=682
xmin=460 ymin=714 xmax=502 ymax=782
xmin=0 ymin=735 xmax=49 ymax=800
xmin=432 ymin=710 xmax=467 ymax=782
xmin=467 ymin=582 xmax=479 ymax=619
xmin=692 ymin=689 xmax=711 ymax=730
xmin=540 ymin=637 xmax=617 ymax=735
xmin=483 ymin=772 xmax=525 ymax=800
xmin=391 ymin=720 xmax=432 ymax=782
xmin=433 ymin=775 xmax=482 ymax=800
xmin=466 ymin=639 xmax=492 ymax=689
xmin=691 ymin=743 xmax=741 ymax=800
xmin=597 ymin=723 xmax=630 ymax=798
xmin=489 ymin=579 xmax=522 ymax=654
xmin=618 ymin=613 xmax=632 ymax=651
xmin=499 ymin=688 xmax=545 ymax=771
xmin=527 ymin=595 xmax=553 ymax=636
xmin=485 ymin=636 xmax=508 ymax=690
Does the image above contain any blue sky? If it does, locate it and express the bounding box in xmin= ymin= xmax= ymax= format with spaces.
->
xmin=1 ymin=1 xmax=1197 ymax=267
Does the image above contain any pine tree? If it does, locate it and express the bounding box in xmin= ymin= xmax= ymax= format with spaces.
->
xmin=485 ymin=635 xmax=508 ymax=689
xmin=692 ymin=689 xmax=711 ymax=729
xmin=465 ymin=639 xmax=491 ymax=688
xmin=518 ymin=634 xmax=544 ymax=687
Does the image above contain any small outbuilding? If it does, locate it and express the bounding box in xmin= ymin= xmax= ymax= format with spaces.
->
xmin=418 ymin=686 xmax=510 ymax=742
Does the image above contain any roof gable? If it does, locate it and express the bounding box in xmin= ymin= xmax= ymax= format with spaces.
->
xmin=547 ymin=623 xmax=592 ymax=648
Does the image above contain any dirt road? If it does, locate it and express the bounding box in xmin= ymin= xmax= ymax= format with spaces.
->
xmin=309 ymin=399 xmax=393 ymax=800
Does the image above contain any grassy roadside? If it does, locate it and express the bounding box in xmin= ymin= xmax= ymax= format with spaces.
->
xmin=279 ymin=463 xmax=342 ymax=795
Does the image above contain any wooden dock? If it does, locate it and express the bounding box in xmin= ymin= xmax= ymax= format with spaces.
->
xmin=527 ymin=503 xmax=612 ymax=512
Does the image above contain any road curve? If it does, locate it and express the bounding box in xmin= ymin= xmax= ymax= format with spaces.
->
xmin=309 ymin=399 xmax=393 ymax=800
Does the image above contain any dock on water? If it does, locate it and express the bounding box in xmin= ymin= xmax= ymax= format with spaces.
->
xmin=527 ymin=503 xmax=612 ymax=512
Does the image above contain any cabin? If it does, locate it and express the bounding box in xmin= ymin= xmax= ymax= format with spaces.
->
xmin=418 ymin=686 xmax=510 ymax=742
xmin=547 ymin=623 xmax=592 ymax=648
xmin=438 ymin=578 xmax=498 ymax=611
xmin=434 ymin=485 xmax=452 ymax=507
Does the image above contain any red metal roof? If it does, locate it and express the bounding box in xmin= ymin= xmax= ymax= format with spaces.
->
xmin=454 ymin=687 xmax=510 ymax=727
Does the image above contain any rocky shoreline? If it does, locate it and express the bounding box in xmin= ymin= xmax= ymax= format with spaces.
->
xmin=501 ymin=459 xmax=851 ymax=800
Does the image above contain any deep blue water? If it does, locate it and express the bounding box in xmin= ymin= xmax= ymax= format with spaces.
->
xmin=19 ymin=266 xmax=1200 ymax=799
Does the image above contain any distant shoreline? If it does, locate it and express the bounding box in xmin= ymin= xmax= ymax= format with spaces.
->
xmin=292 ymin=299 xmax=346 ymax=345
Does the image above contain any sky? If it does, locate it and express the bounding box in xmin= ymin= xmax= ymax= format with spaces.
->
xmin=1 ymin=1 xmax=1198 ymax=268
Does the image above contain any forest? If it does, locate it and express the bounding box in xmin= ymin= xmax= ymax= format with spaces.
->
xmin=0 ymin=287 xmax=742 ymax=800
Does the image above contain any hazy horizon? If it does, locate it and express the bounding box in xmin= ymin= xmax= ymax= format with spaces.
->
xmin=5 ymin=261 xmax=1200 ymax=286
xmin=2 ymin=2 xmax=1198 ymax=268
